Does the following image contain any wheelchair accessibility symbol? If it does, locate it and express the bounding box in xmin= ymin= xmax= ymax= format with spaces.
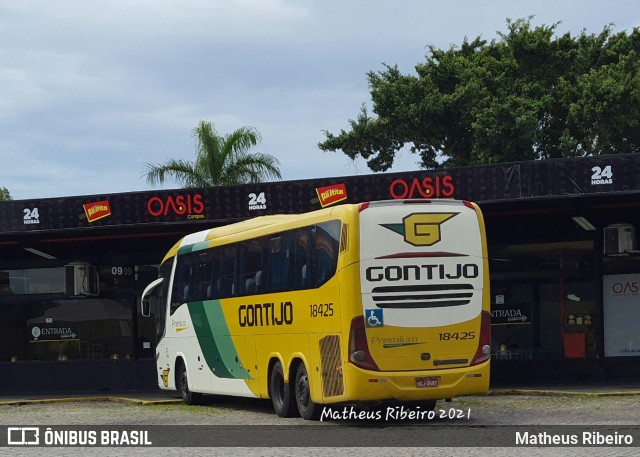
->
xmin=366 ymin=309 xmax=384 ymax=328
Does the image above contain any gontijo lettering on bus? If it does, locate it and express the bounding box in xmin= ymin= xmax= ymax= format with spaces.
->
xmin=365 ymin=263 xmax=479 ymax=282
xmin=238 ymin=301 xmax=294 ymax=327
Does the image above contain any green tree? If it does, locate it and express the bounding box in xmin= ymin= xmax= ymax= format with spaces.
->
xmin=319 ymin=18 xmax=640 ymax=171
xmin=145 ymin=121 xmax=282 ymax=187
xmin=0 ymin=187 xmax=12 ymax=201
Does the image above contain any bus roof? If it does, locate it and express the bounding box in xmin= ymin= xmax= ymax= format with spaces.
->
xmin=161 ymin=207 xmax=348 ymax=263
xmin=160 ymin=199 xmax=479 ymax=263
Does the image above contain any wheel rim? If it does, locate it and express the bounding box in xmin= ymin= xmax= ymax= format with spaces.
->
xmin=296 ymin=372 xmax=310 ymax=408
xmin=181 ymin=371 xmax=189 ymax=400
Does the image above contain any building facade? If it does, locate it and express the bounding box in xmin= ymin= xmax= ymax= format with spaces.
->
xmin=1 ymin=154 xmax=640 ymax=392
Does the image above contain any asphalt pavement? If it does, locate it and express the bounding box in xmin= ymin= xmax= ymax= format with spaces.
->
xmin=2 ymin=380 xmax=640 ymax=406
xmin=2 ymin=385 xmax=640 ymax=456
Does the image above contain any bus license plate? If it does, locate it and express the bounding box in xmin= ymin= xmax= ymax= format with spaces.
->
xmin=415 ymin=377 xmax=440 ymax=388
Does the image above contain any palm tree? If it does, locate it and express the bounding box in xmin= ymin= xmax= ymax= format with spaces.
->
xmin=145 ymin=121 xmax=282 ymax=188
xmin=0 ymin=186 xmax=12 ymax=201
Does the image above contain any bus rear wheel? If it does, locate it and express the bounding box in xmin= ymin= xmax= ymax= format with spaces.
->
xmin=294 ymin=363 xmax=321 ymax=420
xmin=270 ymin=360 xmax=297 ymax=417
xmin=178 ymin=362 xmax=202 ymax=405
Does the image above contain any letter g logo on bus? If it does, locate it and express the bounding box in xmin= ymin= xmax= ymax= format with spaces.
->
xmin=381 ymin=213 xmax=457 ymax=247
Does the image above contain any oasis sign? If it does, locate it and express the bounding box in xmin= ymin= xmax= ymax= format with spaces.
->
xmin=146 ymin=194 xmax=205 ymax=220
xmin=389 ymin=176 xmax=455 ymax=199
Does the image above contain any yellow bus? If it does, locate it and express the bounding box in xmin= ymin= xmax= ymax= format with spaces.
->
xmin=141 ymin=199 xmax=491 ymax=419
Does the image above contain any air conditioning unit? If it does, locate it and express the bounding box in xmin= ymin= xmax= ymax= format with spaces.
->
xmin=65 ymin=262 xmax=100 ymax=296
xmin=603 ymin=223 xmax=636 ymax=255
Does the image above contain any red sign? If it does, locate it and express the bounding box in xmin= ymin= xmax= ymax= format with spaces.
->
xmin=316 ymin=184 xmax=347 ymax=207
xmin=389 ymin=176 xmax=455 ymax=199
xmin=147 ymin=194 xmax=205 ymax=219
xmin=83 ymin=200 xmax=112 ymax=223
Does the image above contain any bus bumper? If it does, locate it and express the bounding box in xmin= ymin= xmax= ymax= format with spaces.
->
xmin=342 ymin=362 xmax=490 ymax=402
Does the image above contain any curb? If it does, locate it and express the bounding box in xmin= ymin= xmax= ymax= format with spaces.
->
xmin=0 ymin=397 xmax=182 ymax=407
xmin=488 ymin=389 xmax=640 ymax=397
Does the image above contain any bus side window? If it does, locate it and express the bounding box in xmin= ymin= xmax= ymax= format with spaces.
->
xmin=218 ymin=245 xmax=236 ymax=298
xmin=315 ymin=221 xmax=340 ymax=287
xmin=292 ymin=227 xmax=314 ymax=290
xmin=209 ymin=252 xmax=220 ymax=299
xmin=236 ymin=239 xmax=263 ymax=296
xmin=267 ymin=234 xmax=290 ymax=292
xmin=196 ymin=251 xmax=213 ymax=301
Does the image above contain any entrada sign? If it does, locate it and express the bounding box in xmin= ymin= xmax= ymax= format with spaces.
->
xmin=491 ymin=302 xmax=531 ymax=325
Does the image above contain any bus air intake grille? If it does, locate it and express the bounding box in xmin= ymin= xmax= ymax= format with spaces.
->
xmin=319 ymin=335 xmax=344 ymax=397
xmin=372 ymin=284 xmax=473 ymax=309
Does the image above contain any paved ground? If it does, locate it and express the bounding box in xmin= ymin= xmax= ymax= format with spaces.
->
xmin=3 ymin=380 xmax=640 ymax=406
xmin=1 ymin=385 xmax=639 ymax=456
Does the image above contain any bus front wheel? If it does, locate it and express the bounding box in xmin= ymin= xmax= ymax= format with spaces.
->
xmin=270 ymin=360 xmax=297 ymax=417
xmin=178 ymin=362 xmax=202 ymax=405
xmin=294 ymin=363 xmax=321 ymax=420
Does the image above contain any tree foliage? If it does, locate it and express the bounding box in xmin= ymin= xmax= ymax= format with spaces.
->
xmin=0 ymin=187 xmax=12 ymax=201
xmin=319 ymin=18 xmax=640 ymax=171
xmin=145 ymin=121 xmax=282 ymax=188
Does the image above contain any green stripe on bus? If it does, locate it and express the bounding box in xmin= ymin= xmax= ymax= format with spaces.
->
xmin=177 ymin=240 xmax=210 ymax=256
xmin=187 ymin=300 xmax=252 ymax=380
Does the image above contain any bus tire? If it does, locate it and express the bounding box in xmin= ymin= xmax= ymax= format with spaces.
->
xmin=178 ymin=362 xmax=202 ymax=405
xmin=294 ymin=363 xmax=321 ymax=420
xmin=270 ymin=360 xmax=297 ymax=417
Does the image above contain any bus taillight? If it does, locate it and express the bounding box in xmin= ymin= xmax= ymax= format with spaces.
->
xmin=471 ymin=311 xmax=491 ymax=366
xmin=349 ymin=316 xmax=379 ymax=371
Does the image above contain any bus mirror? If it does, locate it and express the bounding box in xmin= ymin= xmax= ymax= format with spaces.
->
xmin=141 ymin=278 xmax=164 ymax=317
xmin=141 ymin=296 xmax=151 ymax=317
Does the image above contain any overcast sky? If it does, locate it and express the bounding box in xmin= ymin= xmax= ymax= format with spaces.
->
xmin=1 ymin=0 xmax=638 ymax=201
